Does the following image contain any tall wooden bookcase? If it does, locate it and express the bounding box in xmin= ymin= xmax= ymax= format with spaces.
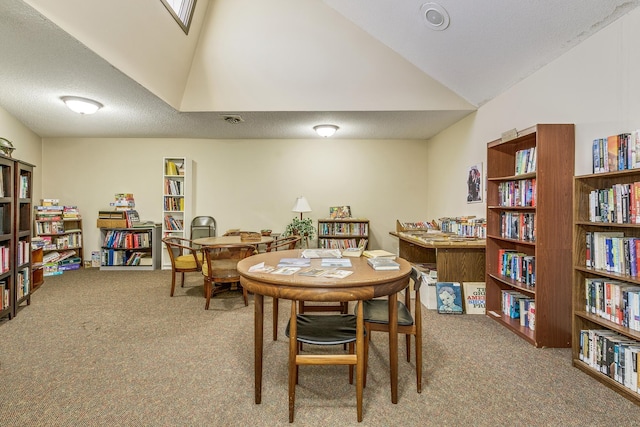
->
xmin=573 ymin=169 xmax=640 ymax=404
xmin=317 ymin=218 xmax=369 ymax=250
xmin=0 ymin=155 xmax=35 ymax=320
xmin=485 ymin=124 xmax=574 ymax=347
xmin=161 ymin=157 xmax=192 ymax=270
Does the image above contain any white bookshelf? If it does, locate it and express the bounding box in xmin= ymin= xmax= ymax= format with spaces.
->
xmin=162 ymin=157 xmax=192 ymax=270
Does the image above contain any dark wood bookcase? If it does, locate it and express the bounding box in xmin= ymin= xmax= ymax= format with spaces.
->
xmin=573 ymin=168 xmax=640 ymax=404
xmin=317 ymin=218 xmax=369 ymax=250
xmin=485 ymin=124 xmax=574 ymax=347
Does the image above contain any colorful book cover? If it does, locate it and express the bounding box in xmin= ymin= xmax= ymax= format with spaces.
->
xmin=436 ymin=282 xmax=463 ymax=314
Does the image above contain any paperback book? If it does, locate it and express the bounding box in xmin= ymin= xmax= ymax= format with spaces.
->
xmin=367 ymin=257 xmax=400 ymax=271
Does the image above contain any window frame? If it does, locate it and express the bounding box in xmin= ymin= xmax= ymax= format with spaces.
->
xmin=160 ymin=0 xmax=197 ymax=34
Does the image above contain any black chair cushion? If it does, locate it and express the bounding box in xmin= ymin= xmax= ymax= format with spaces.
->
xmin=286 ymin=314 xmax=358 ymax=345
xmin=359 ymin=300 xmax=414 ymax=326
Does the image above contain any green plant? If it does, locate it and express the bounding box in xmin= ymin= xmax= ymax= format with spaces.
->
xmin=283 ymin=217 xmax=316 ymax=240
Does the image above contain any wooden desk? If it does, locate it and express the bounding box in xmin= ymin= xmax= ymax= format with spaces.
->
xmin=390 ymin=232 xmax=485 ymax=283
xmin=237 ymin=249 xmax=412 ymax=405
xmin=193 ymin=235 xmax=274 ymax=247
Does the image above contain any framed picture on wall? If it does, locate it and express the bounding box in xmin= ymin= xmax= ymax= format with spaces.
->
xmin=329 ymin=206 xmax=351 ymax=219
xmin=467 ymin=163 xmax=483 ymax=203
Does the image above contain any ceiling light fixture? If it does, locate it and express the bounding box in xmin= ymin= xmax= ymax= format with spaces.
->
xmin=313 ymin=124 xmax=339 ymax=138
xmin=61 ymin=96 xmax=103 ymax=115
xmin=420 ymin=2 xmax=450 ymax=31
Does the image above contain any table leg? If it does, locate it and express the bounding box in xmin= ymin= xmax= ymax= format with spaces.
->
xmin=388 ymin=292 xmax=398 ymax=404
xmin=254 ymin=293 xmax=264 ymax=404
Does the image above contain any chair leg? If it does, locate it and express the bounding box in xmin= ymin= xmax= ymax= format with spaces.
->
xmin=406 ymin=334 xmax=411 ymax=362
xmin=180 ymin=272 xmax=185 ymax=288
xmin=364 ymin=323 xmax=370 ymax=388
xmin=273 ymin=297 xmax=279 ymax=341
xmin=416 ymin=331 xmax=423 ymax=393
xmin=242 ymin=286 xmax=248 ymax=306
xmin=170 ymin=272 xmax=177 ymax=296
xmin=355 ymin=300 xmax=364 ymax=423
xmin=288 ymin=301 xmax=298 ymax=423
xmin=349 ymin=342 xmax=354 ymax=384
xmin=204 ymin=281 xmax=211 ymax=310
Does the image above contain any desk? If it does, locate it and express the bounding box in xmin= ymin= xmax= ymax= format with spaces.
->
xmin=390 ymin=231 xmax=485 ymax=283
xmin=193 ymin=235 xmax=274 ymax=247
xmin=238 ymin=249 xmax=411 ymax=405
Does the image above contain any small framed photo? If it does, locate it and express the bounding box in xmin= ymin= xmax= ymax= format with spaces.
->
xmin=467 ymin=163 xmax=483 ymax=203
xmin=436 ymin=282 xmax=463 ymax=314
xmin=329 ymin=206 xmax=351 ymax=219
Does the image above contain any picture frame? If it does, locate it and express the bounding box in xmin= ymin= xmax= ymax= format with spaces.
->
xmin=436 ymin=282 xmax=463 ymax=314
xmin=329 ymin=205 xmax=351 ymax=219
xmin=467 ymin=162 xmax=483 ymax=203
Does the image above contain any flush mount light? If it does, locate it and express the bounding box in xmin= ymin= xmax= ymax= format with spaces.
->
xmin=420 ymin=2 xmax=450 ymax=31
xmin=313 ymin=124 xmax=339 ymax=138
xmin=60 ymin=96 xmax=103 ymax=115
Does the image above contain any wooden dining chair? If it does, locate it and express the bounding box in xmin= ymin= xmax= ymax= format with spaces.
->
xmin=201 ymin=244 xmax=256 ymax=309
xmin=266 ymin=235 xmax=302 ymax=340
xmin=162 ymin=236 xmax=203 ymax=297
xmin=358 ymin=266 xmax=423 ymax=393
xmin=285 ymin=299 xmax=365 ymax=422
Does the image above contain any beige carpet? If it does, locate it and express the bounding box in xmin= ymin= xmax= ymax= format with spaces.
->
xmin=0 ymin=268 xmax=639 ymax=426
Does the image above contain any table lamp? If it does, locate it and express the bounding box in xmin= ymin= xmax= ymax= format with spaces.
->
xmin=291 ymin=196 xmax=312 ymax=219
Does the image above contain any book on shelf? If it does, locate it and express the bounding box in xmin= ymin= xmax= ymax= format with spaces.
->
xmin=367 ymin=257 xmax=400 ymax=271
xmin=342 ymin=239 xmax=367 ymax=258
xmin=362 ymin=249 xmax=396 ymax=259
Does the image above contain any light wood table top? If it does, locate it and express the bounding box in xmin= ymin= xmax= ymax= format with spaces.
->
xmin=238 ymin=249 xmax=412 ymax=405
xmin=193 ymin=235 xmax=274 ymax=246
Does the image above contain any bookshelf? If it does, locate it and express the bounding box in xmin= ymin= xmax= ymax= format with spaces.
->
xmin=0 ymin=156 xmax=14 ymax=319
xmin=162 ymin=157 xmax=192 ymax=270
xmin=34 ymin=205 xmax=83 ymax=276
xmin=572 ymin=168 xmax=640 ymax=404
xmin=31 ymin=247 xmax=44 ymax=291
xmin=99 ymin=224 xmax=161 ymax=270
xmin=14 ymin=160 xmax=33 ymax=314
xmin=486 ymin=124 xmax=574 ymax=347
xmin=317 ymin=218 xmax=369 ymax=250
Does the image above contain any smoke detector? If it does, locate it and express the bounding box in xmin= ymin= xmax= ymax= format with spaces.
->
xmin=421 ymin=3 xmax=450 ymax=31
xmin=220 ymin=114 xmax=244 ymax=124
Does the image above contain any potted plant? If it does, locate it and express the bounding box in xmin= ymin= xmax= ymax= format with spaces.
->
xmin=283 ymin=217 xmax=316 ymax=247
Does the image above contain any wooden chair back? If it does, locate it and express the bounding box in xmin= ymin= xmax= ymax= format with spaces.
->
xmin=162 ymin=236 xmax=202 ymax=296
xmin=201 ymin=244 xmax=256 ymax=309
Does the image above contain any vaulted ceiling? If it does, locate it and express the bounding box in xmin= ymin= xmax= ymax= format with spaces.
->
xmin=0 ymin=0 xmax=638 ymax=140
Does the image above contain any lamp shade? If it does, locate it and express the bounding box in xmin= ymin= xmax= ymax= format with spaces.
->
xmin=291 ymin=196 xmax=312 ymax=213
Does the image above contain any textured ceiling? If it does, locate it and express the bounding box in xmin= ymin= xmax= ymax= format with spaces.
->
xmin=0 ymin=0 xmax=638 ymax=140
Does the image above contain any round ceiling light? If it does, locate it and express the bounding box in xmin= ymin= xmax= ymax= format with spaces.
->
xmin=313 ymin=124 xmax=339 ymax=138
xmin=420 ymin=3 xmax=450 ymax=31
xmin=61 ymin=96 xmax=103 ymax=114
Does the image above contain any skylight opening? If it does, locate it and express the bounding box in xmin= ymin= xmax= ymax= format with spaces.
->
xmin=160 ymin=0 xmax=196 ymax=34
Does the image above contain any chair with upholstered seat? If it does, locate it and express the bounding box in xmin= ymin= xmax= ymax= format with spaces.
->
xmin=201 ymin=244 xmax=256 ymax=309
xmin=162 ymin=236 xmax=203 ymax=297
xmin=358 ymin=266 xmax=423 ymax=393
xmin=285 ymin=299 xmax=365 ymax=422
xmin=265 ymin=235 xmax=302 ymax=340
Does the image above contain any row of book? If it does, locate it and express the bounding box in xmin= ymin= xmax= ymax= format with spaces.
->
xmin=497 ymin=249 xmax=536 ymax=286
xmin=585 ymin=231 xmax=640 ymax=276
xmin=578 ymin=329 xmax=640 ymax=393
xmin=102 ymin=230 xmax=152 ymax=249
xmin=318 ymin=238 xmax=366 ymax=250
xmin=499 ymin=212 xmax=535 ymax=242
xmin=497 ymin=178 xmax=536 ymax=207
xmin=163 ymin=196 xmax=184 ymax=212
xmin=16 ymin=239 xmax=29 ymax=266
xmin=319 ymin=222 xmax=368 ymax=236
xmin=588 ymin=183 xmax=640 ymax=224
xmin=0 ymin=280 xmax=8 ymax=310
xmin=15 ymin=269 xmax=29 ymax=299
xmin=501 ymin=290 xmax=536 ymax=330
xmin=0 ymin=166 xmax=6 ymax=198
xmin=584 ymin=278 xmax=640 ymax=331
xmin=18 ymin=173 xmax=28 ymax=199
xmin=164 ymin=215 xmax=184 ymax=231
xmin=164 ymin=178 xmax=183 ymax=196
xmin=515 ymin=146 xmax=537 ymax=175
xmin=592 ymin=131 xmax=640 ymax=174
xmin=102 ymin=250 xmax=151 ymax=266
xmin=0 ymin=244 xmax=10 ymax=273
xmin=439 ymin=217 xmax=487 ymax=239
xmin=165 ymin=160 xmax=185 ymax=176
xmin=34 ymin=233 xmax=82 ymax=251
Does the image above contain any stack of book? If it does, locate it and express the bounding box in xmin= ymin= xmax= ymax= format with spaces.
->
xmin=367 ymin=257 xmax=400 ymax=271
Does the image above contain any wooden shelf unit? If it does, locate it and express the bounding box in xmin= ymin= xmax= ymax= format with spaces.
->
xmin=317 ymin=218 xmax=369 ymax=250
xmin=486 ymin=124 xmax=574 ymax=347
xmin=572 ymin=169 xmax=640 ymax=404
xmin=162 ymin=157 xmax=192 ymax=270
xmin=100 ymin=224 xmax=161 ymax=270
xmin=34 ymin=206 xmax=84 ymax=276
xmin=31 ymin=247 xmax=44 ymax=291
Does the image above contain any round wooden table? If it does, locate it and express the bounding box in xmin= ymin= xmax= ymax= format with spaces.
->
xmin=237 ymin=249 xmax=412 ymax=405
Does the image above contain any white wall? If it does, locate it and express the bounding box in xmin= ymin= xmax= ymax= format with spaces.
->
xmin=425 ymin=7 xmax=640 ymax=220
xmin=0 ymin=106 xmax=43 ymax=203
xmin=41 ymin=137 xmax=429 ymax=260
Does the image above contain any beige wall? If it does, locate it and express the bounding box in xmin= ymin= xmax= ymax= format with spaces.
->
xmin=425 ymin=7 xmax=640 ymax=220
xmin=0 ymin=106 xmax=43 ymax=203
xmin=41 ymin=138 xmax=429 ymax=260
